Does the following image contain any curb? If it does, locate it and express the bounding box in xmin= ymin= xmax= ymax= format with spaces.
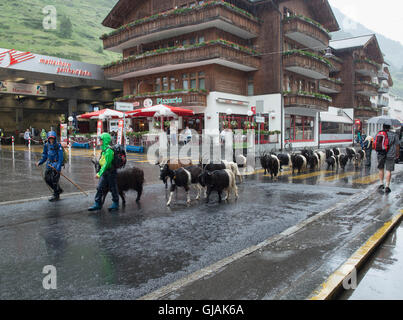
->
xmin=309 ymin=209 xmax=403 ymax=300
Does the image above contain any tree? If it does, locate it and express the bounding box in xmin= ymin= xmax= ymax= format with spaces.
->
xmin=58 ymin=15 xmax=73 ymax=39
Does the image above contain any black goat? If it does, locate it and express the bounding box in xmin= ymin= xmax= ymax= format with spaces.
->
xmin=161 ymin=165 xmax=204 ymax=206
xmin=260 ymin=153 xmax=280 ymax=179
xmin=199 ymin=169 xmax=238 ymax=203
xmin=92 ymin=160 xmax=144 ymax=205
xmin=291 ymin=154 xmax=307 ymax=174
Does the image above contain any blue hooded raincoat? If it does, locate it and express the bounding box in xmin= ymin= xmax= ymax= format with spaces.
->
xmin=38 ymin=131 xmax=64 ymax=172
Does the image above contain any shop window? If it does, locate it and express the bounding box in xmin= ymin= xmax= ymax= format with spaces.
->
xmin=170 ymin=77 xmax=176 ymax=90
xmin=162 ymin=77 xmax=168 ymax=91
xmin=190 ymin=73 xmax=197 ymax=89
xmin=198 ymin=36 xmax=205 ymax=43
xmin=198 ymin=72 xmax=205 ymax=90
xmin=155 ymin=78 xmax=161 ymax=92
xmin=286 ymin=115 xmax=315 ymax=141
xmin=248 ymin=76 xmax=254 ymax=96
xmin=182 ymin=74 xmax=189 ymax=90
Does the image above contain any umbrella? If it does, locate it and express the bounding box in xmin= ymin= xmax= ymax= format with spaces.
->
xmin=367 ymin=116 xmax=401 ymax=127
xmin=126 ymin=105 xmax=194 ymax=118
xmin=77 ymin=108 xmax=125 ymax=120
xmin=126 ymin=105 xmax=195 ymax=130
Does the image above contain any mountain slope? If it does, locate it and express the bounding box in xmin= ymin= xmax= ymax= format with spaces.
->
xmin=330 ymin=7 xmax=403 ymax=97
xmin=0 ymin=0 xmax=119 ymax=65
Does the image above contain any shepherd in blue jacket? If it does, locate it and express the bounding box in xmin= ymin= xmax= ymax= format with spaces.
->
xmin=36 ymin=131 xmax=64 ymax=202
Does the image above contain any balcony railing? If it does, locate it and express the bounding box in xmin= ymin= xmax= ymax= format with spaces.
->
xmin=319 ymin=78 xmax=342 ymax=94
xmin=104 ymin=41 xmax=260 ymax=79
xmin=378 ymin=71 xmax=389 ymax=81
xmin=116 ymin=90 xmax=208 ymax=107
xmin=355 ymin=82 xmax=379 ymax=97
xmin=283 ymin=50 xmax=331 ymax=80
xmin=283 ymin=92 xmax=331 ymax=112
xmin=354 ymin=107 xmax=378 ymax=118
xmin=354 ymin=60 xmax=379 ymax=77
xmin=378 ymin=97 xmax=389 ymax=107
xmin=102 ymin=2 xmax=261 ymax=51
xmin=283 ymin=15 xmax=330 ymax=50
xmin=378 ymin=86 xmax=389 ymax=94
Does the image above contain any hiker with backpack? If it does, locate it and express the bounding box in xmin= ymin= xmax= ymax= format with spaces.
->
xmin=375 ymin=124 xmax=400 ymax=194
xmin=36 ymin=131 xmax=64 ymax=202
xmin=88 ymin=132 xmax=122 ymax=212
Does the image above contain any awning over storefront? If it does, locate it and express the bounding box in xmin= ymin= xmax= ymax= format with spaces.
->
xmin=320 ymin=112 xmax=353 ymax=124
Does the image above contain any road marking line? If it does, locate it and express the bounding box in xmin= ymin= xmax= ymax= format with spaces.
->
xmin=139 ymin=184 xmax=379 ymax=300
xmin=352 ymin=174 xmax=379 ymax=185
xmin=0 ymin=191 xmax=95 ymax=206
xmin=322 ymin=171 xmax=357 ymax=182
xmin=309 ymin=210 xmax=403 ymax=300
xmin=292 ymin=170 xmax=333 ymax=180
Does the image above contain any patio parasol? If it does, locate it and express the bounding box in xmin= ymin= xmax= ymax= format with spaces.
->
xmin=77 ymin=108 xmax=125 ymax=120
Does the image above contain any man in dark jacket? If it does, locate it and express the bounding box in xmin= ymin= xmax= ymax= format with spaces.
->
xmin=36 ymin=131 xmax=64 ymax=201
xmin=88 ymin=133 xmax=119 ymax=212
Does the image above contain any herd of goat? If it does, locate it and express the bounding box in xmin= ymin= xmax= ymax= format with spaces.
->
xmin=260 ymin=147 xmax=366 ymax=179
xmin=92 ymin=147 xmax=366 ymax=207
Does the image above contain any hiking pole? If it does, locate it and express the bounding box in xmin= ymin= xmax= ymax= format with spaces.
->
xmin=48 ymin=164 xmax=88 ymax=197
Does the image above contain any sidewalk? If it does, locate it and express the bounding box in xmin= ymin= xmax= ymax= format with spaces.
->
xmin=339 ymin=216 xmax=403 ymax=300
xmin=142 ymin=170 xmax=403 ymax=300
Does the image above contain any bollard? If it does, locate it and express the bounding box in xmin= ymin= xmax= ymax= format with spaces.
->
xmin=12 ymin=136 xmax=15 ymax=153
xmin=93 ymin=138 xmax=96 ymax=157
xmin=28 ymin=137 xmax=31 ymax=151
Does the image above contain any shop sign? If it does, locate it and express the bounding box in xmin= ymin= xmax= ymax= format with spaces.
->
xmin=97 ymin=120 xmax=103 ymax=146
xmin=156 ymin=97 xmax=183 ymax=105
xmin=115 ymin=102 xmax=135 ymax=111
xmin=0 ymin=80 xmax=47 ymax=96
xmin=117 ymin=120 xmax=124 ymax=145
xmin=255 ymin=116 xmax=265 ymax=124
xmin=144 ymin=98 xmax=153 ymax=107
xmin=0 ymin=48 xmax=104 ymax=80
xmin=60 ymin=123 xmax=68 ymax=147
xmin=217 ymin=98 xmax=249 ymax=106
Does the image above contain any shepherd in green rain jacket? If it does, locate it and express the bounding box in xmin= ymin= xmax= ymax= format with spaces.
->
xmin=88 ymin=133 xmax=119 ymax=212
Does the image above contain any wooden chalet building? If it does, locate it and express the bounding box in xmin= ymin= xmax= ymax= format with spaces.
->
xmin=103 ymin=0 xmax=393 ymax=148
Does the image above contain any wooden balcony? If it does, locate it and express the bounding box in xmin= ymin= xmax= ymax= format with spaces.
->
xmin=378 ymin=71 xmax=389 ymax=81
xmin=319 ymin=78 xmax=342 ymax=94
xmin=102 ymin=3 xmax=260 ymax=52
xmin=283 ymin=16 xmax=330 ymax=51
xmin=354 ymin=107 xmax=378 ymax=118
xmin=104 ymin=42 xmax=260 ymax=80
xmin=284 ymin=93 xmax=330 ymax=112
xmin=354 ymin=60 xmax=379 ymax=77
xmin=328 ymin=56 xmax=343 ymax=73
xmin=283 ymin=51 xmax=331 ymax=80
xmin=355 ymin=82 xmax=379 ymax=97
xmin=116 ymin=90 xmax=207 ymax=108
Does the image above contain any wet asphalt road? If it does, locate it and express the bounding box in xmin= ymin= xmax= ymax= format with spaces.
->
xmin=0 ymin=147 xmax=401 ymax=299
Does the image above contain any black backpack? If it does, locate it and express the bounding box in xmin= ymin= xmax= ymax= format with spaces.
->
xmin=110 ymin=145 xmax=127 ymax=169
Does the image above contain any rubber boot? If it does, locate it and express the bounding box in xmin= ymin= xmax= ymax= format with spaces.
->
xmin=49 ymin=194 xmax=60 ymax=202
xmin=108 ymin=201 xmax=119 ymax=212
xmin=88 ymin=201 xmax=102 ymax=211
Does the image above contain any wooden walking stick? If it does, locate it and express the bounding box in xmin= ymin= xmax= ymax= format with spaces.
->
xmin=48 ymin=164 xmax=89 ymax=197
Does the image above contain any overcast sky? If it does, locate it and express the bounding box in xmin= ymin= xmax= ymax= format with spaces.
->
xmin=329 ymin=0 xmax=403 ymax=45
